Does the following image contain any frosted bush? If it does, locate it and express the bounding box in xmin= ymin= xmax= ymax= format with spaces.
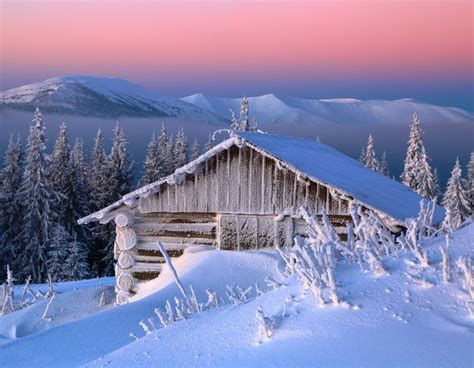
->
xmin=277 ymin=207 xmax=341 ymax=306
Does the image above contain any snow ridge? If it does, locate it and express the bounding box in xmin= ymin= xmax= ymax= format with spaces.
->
xmin=181 ymin=93 xmax=474 ymax=125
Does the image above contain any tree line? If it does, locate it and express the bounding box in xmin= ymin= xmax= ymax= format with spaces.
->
xmin=0 ymin=108 xmax=213 ymax=281
xmin=359 ymin=112 xmax=473 ymax=228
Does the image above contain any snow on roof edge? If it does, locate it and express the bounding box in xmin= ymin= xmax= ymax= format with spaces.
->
xmin=78 ymin=131 xmax=442 ymax=226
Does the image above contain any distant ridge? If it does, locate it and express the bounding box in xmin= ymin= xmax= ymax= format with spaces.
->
xmin=181 ymin=93 xmax=474 ymax=126
xmin=1 ymin=76 xmax=472 ymax=126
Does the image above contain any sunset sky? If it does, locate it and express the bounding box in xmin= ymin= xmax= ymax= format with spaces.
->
xmin=1 ymin=0 xmax=473 ymax=110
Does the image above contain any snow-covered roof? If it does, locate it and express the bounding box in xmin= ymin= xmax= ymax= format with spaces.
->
xmin=78 ymin=131 xmax=444 ymax=225
xmin=236 ymin=132 xmax=444 ymax=224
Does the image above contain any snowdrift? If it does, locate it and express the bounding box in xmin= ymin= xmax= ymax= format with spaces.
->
xmin=0 ymin=225 xmax=473 ymax=367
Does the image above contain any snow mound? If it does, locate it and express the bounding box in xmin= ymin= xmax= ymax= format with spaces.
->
xmin=0 ymin=249 xmax=281 ymax=367
xmin=86 ymin=224 xmax=474 ymax=368
xmin=1 ymin=225 xmax=473 ymax=367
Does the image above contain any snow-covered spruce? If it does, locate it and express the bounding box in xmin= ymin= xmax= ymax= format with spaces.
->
xmin=400 ymin=113 xmax=436 ymax=201
xmin=442 ymin=158 xmax=470 ymax=229
xmin=16 ymin=108 xmax=58 ymax=283
xmin=0 ymin=135 xmax=23 ymax=278
xmin=361 ymin=134 xmax=378 ymax=171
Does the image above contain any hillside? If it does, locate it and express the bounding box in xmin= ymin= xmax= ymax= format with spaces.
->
xmin=0 ymin=76 xmax=225 ymax=123
xmin=0 ymin=224 xmax=472 ymax=367
xmin=182 ymin=93 xmax=474 ymax=126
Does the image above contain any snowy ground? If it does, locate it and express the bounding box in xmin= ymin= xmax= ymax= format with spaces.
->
xmin=0 ymin=225 xmax=473 ymax=367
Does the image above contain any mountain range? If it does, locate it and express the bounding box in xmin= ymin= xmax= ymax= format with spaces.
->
xmin=1 ymin=76 xmax=473 ymax=126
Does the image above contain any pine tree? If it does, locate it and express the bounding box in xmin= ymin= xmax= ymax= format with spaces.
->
xmin=400 ymin=113 xmax=436 ymax=200
xmin=442 ymin=158 xmax=470 ymax=228
xmin=70 ymin=138 xmax=91 ymax=250
xmin=108 ymin=123 xmax=134 ymax=199
xmin=191 ymin=138 xmax=200 ymax=161
xmin=416 ymin=145 xmax=436 ymax=200
xmin=240 ymin=97 xmax=250 ymax=131
xmin=230 ymin=109 xmax=240 ymax=131
xmin=16 ymin=108 xmax=56 ymax=282
xmin=63 ymin=235 xmax=90 ymax=281
xmin=142 ymin=133 xmax=161 ymax=185
xmin=173 ymin=127 xmax=188 ymax=170
xmin=0 ymin=135 xmax=23 ymax=278
xmin=362 ymin=134 xmax=378 ymax=171
xmin=378 ymin=150 xmax=390 ymax=177
xmin=102 ymin=123 xmax=134 ymax=275
xmin=467 ymin=151 xmax=474 ymax=215
xmin=158 ymin=122 xmax=173 ymax=176
xmin=47 ymin=224 xmax=69 ymax=282
xmin=49 ymin=123 xmax=82 ymax=236
xmin=205 ymin=133 xmax=213 ymax=152
xmin=87 ymin=129 xmax=110 ymax=276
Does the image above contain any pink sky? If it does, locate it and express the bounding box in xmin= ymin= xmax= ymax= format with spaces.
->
xmin=1 ymin=1 xmax=473 ymax=108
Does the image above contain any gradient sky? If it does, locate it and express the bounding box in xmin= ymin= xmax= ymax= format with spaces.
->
xmin=1 ymin=0 xmax=473 ymax=110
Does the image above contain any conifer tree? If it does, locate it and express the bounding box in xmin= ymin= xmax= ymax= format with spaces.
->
xmin=0 ymin=135 xmax=23 ymax=278
xmin=102 ymin=123 xmax=134 ymax=275
xmin=205 ymin=133 xmax=214 ymax=152
xmin=70 ymin=138 xmax=91 ymax=249
xmin=108 ymin=123 xmax=134 ymax=199
xmin=191 ymin=138 xmax=201 ymax=161
xmin=49 ymin=123 xmax=81 ymax=235
xmin=158 ymin=122 xmax=173 ymax=176
xmin=142 ymin=133 xmax=161 ymax=185
xmin=240 ymin=97 xmax=250 ymax=131
xmin=442 ymin=158 xmax=470 ymax=228
xmin=400 ymin=113 xmax=436 ymax=200
xmin=467 ymin=151 xmax=474 ymax=215
xmin=415 ymin=145 xmax=436 ymax=200
xmin=230 ymin=109 xmax=240 ymax=131
xmin=173 ymin=127 xmax=188 ymax=170
xmin=63 ymin=235 xmax=90 ymax=281
xmin=47 ymin=224 xmax=69 ymax=282
xmin=16 ymin=108 xmax=56 ymax=282
xmin=378 ymin=150 xmax=390 ymax=177
xmin=362 ymin=134 xmax=378 ymax=171
xmin=87 ymin=129 xmax=110 ymax=276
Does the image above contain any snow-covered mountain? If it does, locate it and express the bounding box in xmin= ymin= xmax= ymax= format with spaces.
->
xmin=181 ymin=93 xmax=474 ymax=125
xmin=3 ymin=77 xmax=472 ymax=126
xmin=0 ymin=76 xmax=225 ymax=123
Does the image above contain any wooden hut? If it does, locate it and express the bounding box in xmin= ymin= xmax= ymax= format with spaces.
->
xmin=79 ymin=131 xmax=443 ymax=304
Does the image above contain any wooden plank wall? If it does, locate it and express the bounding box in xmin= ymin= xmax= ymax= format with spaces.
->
xmin=138 ymin=145 xmax=350 ymax=217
